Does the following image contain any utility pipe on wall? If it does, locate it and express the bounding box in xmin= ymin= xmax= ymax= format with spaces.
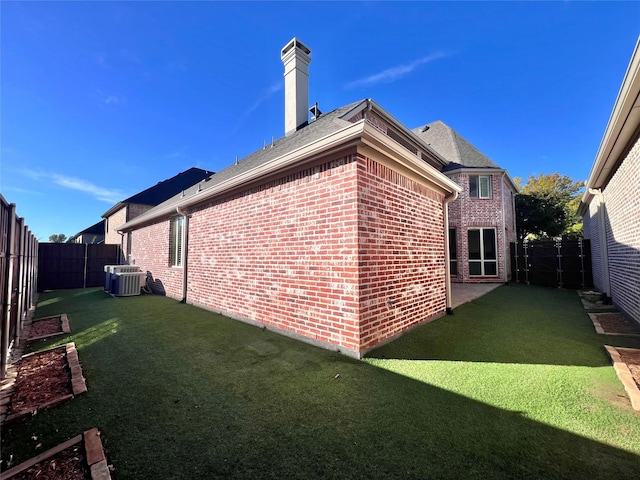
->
xmin=443 ymin=190 xmax=459 ymax=314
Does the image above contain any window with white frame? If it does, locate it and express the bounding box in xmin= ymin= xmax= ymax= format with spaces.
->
xmin=468 ymin=228 xmax=497 ymax=276
xmin=169 ymin=216 xmax=184 ymax=267
xmin=469 ymin=175 xmax=492 ymax=198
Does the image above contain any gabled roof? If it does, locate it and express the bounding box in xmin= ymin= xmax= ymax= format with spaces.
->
xmin=118 ymin=99 xmax=460 ymax=232
xmin=68 ymin=220 xmax=104 ymax=243
xmin=101 ymin=167 xmax=214 ymax=218
xmin=412 ymin=120 xmax=500 ymax=171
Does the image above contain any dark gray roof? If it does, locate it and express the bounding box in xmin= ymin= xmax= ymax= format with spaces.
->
xmin=145 ymin=100 xmax=366 ymax=213
xmin=101 ymin=167 xmax=214 ymax=218
xmin=412 ymin=120 xmax=500 ymax=171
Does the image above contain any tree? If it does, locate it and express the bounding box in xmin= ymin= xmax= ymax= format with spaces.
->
xmin=514 ymin=173 xmax=584 ymax=241
xmin=49 ymin=234 xmax=68 ymax=243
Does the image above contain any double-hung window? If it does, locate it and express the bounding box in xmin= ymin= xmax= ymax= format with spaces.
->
xmin=469 ymin=175 xmax=492 ymax=198
xmin=170 ymin=216 xmax=184 ymax=267
xmin=468 ymin=228 xmax=497 ymax=276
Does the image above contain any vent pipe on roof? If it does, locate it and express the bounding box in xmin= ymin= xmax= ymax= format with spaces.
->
xmin=281 ymin=37 xmax=311 ymax=136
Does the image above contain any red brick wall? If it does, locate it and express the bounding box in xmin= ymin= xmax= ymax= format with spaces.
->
xmin=129 ymin=151 xmax=449 ymax=356
xmin=357 ymin=156 xmax=446 ymax=351
xmin=130 ymin=221 xmax=184 ymax=298
xmin=447 ymin=172 xmax=513 ymax=283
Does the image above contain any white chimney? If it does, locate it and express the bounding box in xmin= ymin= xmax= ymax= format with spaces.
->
xmin=281 ymin=38 xmax=311 ymax=136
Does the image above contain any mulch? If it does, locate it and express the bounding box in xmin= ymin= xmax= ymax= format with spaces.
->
xmin=8 ymin=444 xmax=88 ymax=480
xmin=589 ymin=312 xmax=640 ymax=335
xmin=618 ymin=349 xmax=640 ymax=391
xmin=8 ymin=347 xmax=72 ymax=416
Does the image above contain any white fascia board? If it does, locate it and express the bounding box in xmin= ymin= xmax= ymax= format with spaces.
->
xmin=583 ymin=36 xmax=640 ymax=196
xmin=445 ymin=167 xmax=519 ymax=193
xmin=360 ymin=122 xmax=461 ymax=195
xmin=118 ymin=122 xmax=367 ymax=231
xmin=119 ymin=119 xmax=461 ymax=233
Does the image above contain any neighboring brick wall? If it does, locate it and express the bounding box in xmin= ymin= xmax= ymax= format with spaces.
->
xmin=105 ymin=207 xmax=126 ymax=245
xmin=357 ymin=155 xmax=446 ymax=351
xmin=601 ymin=137 xmax=640 ymax=323
xmin=128 ymin=151 xmax=450 ymax=356
xmin=128 ymin=204 xmax=153 ymax=221
xmin=447 ymin=172 xmax=511 ymax=283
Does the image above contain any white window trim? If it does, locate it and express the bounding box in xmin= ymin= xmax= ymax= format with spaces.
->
xmin=470 ymin=175 xmax=492 ymax=199
xmin=170 ymin=216 xmax=184 ymax=267
xmin=468 ymin=227 xmax=498 ymax=276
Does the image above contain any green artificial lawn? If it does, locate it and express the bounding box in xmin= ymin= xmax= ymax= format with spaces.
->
xmin=2 ymin=284 xmax=640 ymax=479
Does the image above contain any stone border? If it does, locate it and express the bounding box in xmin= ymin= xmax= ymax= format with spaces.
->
xmin=28 ymin=314 xmax=72 ymax=342
xmin=0 ymin=342 xmax=87 ymax=424
xmin=604 ymin=345 xmax=640 ymax=411
xmin=1 ymin=428 xmax=112 ymax=479
xmin=587 ymin=312 xmax=640 ymax=337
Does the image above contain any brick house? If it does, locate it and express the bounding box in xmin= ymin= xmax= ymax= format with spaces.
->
xmin=413 ymin=122 xmax=518 ymax=283
xmin=118 ymin=38 xmax=465 ymax=357
xmin=69 ymin=220 xmax=105 ymax=244
xmin=579 ymin=37 xmax=640 ymax=325
xmin=101 ymin=167 xmax=213 ymax=254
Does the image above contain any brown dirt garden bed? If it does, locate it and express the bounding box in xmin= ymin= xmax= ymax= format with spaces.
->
xmin=604 ymin=346 xmax=640 ymax=411
xmin=28 ymin=314 xmax=71 ymax=341
xmin=2 ymin=428 xmax=111 ymax=480
xmin=0 ymin=343 xmax=87 ymax=424
xmin=588 ymin=312 xmax=640 ymax=336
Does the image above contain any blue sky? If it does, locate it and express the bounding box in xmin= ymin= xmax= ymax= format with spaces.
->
xmin=1 ymin=1 xmax=639 ymax=241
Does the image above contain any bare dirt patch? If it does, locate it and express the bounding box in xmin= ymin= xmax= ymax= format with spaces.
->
xmin=589 ymin=312 xmax=640 ymax=335
xmin=11 ymin=347 xmax=71 ymax=414
xmin=28 ymin=314 xmax=70 ymax=341
xmin=8 ymin=444 xmax=88 ymax=480
xmin=618 ymin=349 xmax=640 ymax=391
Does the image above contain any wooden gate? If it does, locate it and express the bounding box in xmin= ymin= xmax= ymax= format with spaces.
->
xmin=38 ymin=243 xmax=121 ymax=291
xmin=510 ymin=239 xmax=593 ymax=289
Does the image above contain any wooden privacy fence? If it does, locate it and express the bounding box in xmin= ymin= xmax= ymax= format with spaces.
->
xmin=510 ymin=239 xmax=593 ymax=289
xmin=1 ymin=194 xmax=39 ymax=379
xmin=38 ymin=243 xmax=121 ymax=291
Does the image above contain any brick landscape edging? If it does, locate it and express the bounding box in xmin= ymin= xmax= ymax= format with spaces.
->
xmin=27 ymin=314 xmax=72 ymax=341
xmin=1 ymin=342 xmax=87 ymax=424
xmin=587 ymin=312 xmax=640 ymax=337
xmin=1 ymin=428 xmax=112 ymax=479
xmin=604 ymin=345 xmax=640 ymax=411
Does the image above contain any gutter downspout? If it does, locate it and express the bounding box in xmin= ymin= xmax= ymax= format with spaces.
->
xmin=501 ymin=172 xmax=508 ymax=282
xmin=176 ymin=207 xmax=190 ymax=304
xmin=444 ymin=190 xmax=459 ymax=314
xmin=588 ymin=188 xmax=611 ymax=298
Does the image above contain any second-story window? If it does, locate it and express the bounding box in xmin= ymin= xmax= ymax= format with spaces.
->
xmin=470 ymin=175 xmax=492 ymax=198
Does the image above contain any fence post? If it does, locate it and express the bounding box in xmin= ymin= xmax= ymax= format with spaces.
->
xmin=523 ymin=241 xmax=530 ymax=284
xmin=579 ymin=238 xmax=585 ymax=289
xmin=556 ymin=239 xmax=563 ymax=289
xmin=83 ymin=243 xmax=88 ymax=289
xmin=1 ymin=204 xmax=16 ymax=379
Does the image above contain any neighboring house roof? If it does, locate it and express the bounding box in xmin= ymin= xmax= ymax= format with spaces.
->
xmin=579 ymin=36 xmax=640 ymax=215
xmin=412 ymin=120 xmax=500 ymax=171
xmin=68 ymin=220 xmax=105 ymax=243
xmin=101 ymin=167 xmax=215 ymax=218
xmin=118 ymin=99 xmax=460 ymax=232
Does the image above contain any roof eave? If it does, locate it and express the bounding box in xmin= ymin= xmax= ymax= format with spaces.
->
xmin=118 ymin=119 xmax=460 ymax=232
xmin=581 ymin=36 xmax=640 ymax=208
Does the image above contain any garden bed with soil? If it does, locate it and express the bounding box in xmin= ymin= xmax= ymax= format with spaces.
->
xmin=2 ymin=429 xmax=111 ymax=480
xmin=28 ymin=314 xmax=71 ymax=341
xmin=588 ymin=312 xmax=640 ymax=336
xmin=1 ymin=343 xmax=87 ymax=424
